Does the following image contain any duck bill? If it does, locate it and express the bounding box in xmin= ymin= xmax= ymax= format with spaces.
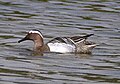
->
xmin=18 ymin=37 xmax=27 ymax=43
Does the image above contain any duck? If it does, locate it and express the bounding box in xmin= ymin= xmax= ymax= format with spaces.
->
xmin=18 ymin=29 xmax=98 ymax=54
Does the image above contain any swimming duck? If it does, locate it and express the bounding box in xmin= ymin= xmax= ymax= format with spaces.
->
xmin=18 ymin=29 xmax=98 ymax=54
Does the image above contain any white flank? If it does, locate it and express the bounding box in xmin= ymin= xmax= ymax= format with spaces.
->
xmin=47 ymin=43 xmax=75 ymax=53
xmin=29 ymin=30 xmax=43 ymax=38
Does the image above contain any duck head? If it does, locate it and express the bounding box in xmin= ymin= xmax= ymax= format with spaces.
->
xmin=18 ymin=30 xmax=45 ymax=51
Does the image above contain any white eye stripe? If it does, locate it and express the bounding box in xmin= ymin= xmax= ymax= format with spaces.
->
xmin=29 ymin=30 xmax=43 ymax=38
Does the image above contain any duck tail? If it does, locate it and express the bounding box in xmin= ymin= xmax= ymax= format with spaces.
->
xmin=83 ymin=34 xmax=94 ymax=38
xmin=87 ymin=44 xmax=99 ymax=49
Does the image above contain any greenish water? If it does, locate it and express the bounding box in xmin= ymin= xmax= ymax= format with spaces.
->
xmin=0 ymin=0 xmax=120 ymax=84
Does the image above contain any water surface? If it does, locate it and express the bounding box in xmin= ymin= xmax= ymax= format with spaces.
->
xmin=0 ymin=0 xmax=120 ymax=84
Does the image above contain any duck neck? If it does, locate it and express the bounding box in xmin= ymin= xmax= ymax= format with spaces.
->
xmin=34 ymin=39 xmax=50 ymax=52
xmin=34 ymin=38 xmax=44 ymax=51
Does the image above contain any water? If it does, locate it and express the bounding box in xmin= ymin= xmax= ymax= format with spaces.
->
xmin=0 ymin=0 xmax=120 ymax=83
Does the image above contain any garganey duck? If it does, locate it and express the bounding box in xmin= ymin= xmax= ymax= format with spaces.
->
xmin=18 ymin=30 xmax=98 ymax=54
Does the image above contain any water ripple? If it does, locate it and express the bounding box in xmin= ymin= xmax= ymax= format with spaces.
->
xmin=0 ymin=0 xmax=120 ymax=83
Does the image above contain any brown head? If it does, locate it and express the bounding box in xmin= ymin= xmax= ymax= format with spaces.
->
xmin=18 ymin=30 xmax=46 ymax=52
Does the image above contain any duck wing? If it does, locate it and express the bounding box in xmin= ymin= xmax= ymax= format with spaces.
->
xmin=47 ymin=34 xmax=94 ymax=45
xmin=47 ymin=37 xmax=66 ymax=43
xmin=47 ymin=37 xmax=75 ymax=46
xmin=69 ymin=34 xmax=94 ymax=43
